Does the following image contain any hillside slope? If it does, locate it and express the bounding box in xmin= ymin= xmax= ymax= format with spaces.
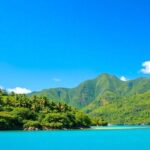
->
xmin=31 ymin=74 xmax=150 ymax=109
xmin=0 ymin=90 xmax=91 ymax=130
xmin=86 ymin=90 xmax=150 ymax=124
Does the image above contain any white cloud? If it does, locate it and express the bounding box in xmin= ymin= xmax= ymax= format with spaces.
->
xmin=141 ymin=61 xmax=150 ymax=74
xmin=7 ymin=87 xmax=32 ymax=94
xmin=120 ymin=76 xmax=128 ymax=81
xmin=52 ymin=78 xmax=62 ymax=82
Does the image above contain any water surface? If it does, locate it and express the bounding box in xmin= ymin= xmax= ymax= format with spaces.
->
xmin=0 ymin=126 xmax=150 ymax=150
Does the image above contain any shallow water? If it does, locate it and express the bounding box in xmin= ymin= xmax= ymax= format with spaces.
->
xmin=91 ymin=125 xmax=150 ymax=130
xmin=0 ymin=127 xmax=150 ymax=150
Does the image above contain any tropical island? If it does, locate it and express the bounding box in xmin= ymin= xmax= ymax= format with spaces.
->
xmin=0 ymin=74 xmax=150 ymax=130
xmin=0 ymin=90 xmax=91 ymax=130
xmin=31 ymin=74 xmax=150 ymax=126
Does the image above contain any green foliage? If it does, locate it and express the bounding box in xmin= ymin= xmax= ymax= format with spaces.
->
xmin=0 ymin=91 xmax=91 ymax=130
xmin=88 ymin=90 xmax=150 ymax=125
xmin=1 ymin=73 xmax=150 ymax=129
xmin=31 ymin=74 xmax=150 ymax=109
xmin=75 ymin=112 xmax=91 ymax=127
xmin=23 ymin=121 xmax=42 ymax=129
xmin=30 ymin=74 xmax=150 ymax=125
xmin=12 ymin=107 xmax=35 ymax=120
xmin=0 ymin=111 xmax=20 ymax=130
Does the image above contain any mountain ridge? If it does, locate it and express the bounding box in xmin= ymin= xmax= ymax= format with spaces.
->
xmin=31 ymin=73 xmax=150 ymax=109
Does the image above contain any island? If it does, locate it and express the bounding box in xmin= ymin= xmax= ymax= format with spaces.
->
xmin=0 ymin=90 xmax=91 ymax=130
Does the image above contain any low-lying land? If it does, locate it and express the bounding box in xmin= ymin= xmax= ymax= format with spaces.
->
xmin=0 ymin=90 xmax=91 ymax=130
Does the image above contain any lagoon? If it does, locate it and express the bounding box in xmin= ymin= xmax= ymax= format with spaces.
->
xmin=0 ymin=127 xmax=150 ymax=150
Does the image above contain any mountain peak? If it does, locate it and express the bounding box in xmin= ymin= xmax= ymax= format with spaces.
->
xmin=96 ymin=73 xmax=119 ymax=81
xmin=31 ymin=73 xmax=150 ymax=109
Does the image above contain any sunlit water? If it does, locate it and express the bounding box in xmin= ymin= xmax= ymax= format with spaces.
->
xmin=0 ymin=126 xmax=150 ymax=150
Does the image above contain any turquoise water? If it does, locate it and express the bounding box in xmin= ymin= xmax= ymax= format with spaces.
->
xmin=0 ymin=127 xmax=150 ymax=150
xmin=91 ymin=125 xmax=150 ymax=130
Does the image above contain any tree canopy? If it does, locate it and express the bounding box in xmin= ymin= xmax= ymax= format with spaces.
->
xmin=0 ymin=90 xmax=91 ymax=130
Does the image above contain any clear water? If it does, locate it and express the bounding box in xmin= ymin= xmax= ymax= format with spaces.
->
xmin=91 ymin=125 xmax=150 ymax=130
xmin=0 ymin=127 xmax=150 ymax=150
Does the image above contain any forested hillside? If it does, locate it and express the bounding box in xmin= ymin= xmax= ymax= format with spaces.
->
xmin=0 ymin=90 xmax=91 ymax=130
xmin=84 ymin=90 xmax=150 ymax=125
xmin=1 ymin=74 xmax=149 ymax=129
xmin=31 ymin=74 xmax=150 ymax=125
xmin=31 ymin=74 xmax=150 ymax=108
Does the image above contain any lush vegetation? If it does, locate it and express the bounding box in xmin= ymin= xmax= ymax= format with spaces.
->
xmin=31 ymin=74 xmax=150 ymax=125
xmin=84 ymin=90 xmax=150 ymax=125
xmin=0 ymin=90 xmax=91 ymax=130
xmin=31 ymin=74 xmax=150 ymax=109
xmin=1 ymin=74 xmax=150 ymax=129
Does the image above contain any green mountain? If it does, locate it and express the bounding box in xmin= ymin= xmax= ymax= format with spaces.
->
xmin=1 ymin=73 xmax=150 ymax=129
xmin=31 ymin=73 xmax=150 ymax=124
xmin=87 ymin=90 xmax=150 ymax=125
xmin=31 ymin=73 xmax=150 ymax=109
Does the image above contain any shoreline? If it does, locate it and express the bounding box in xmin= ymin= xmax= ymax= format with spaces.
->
xmin=0 ymin=125 xmax=150 ymax=132
xmin=90 ymin=125 xmax=150 ymax=130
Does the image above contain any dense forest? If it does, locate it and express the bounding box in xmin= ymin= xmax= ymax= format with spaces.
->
xmin=84 ymin=90 xmax=150 ymax=125
xmin=31 ymin=74 xmax=150 ymax=125
xmin=0 ymin=89 xmax=91 ymax=130
xmin=31 ymin=74 xmax=150 ymax=109
xmin=1 ymin=74 xmax=150 ymax=130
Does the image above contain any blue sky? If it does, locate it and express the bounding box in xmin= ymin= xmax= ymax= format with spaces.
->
xmin=0 ymin=0 xmax=150 ymax=92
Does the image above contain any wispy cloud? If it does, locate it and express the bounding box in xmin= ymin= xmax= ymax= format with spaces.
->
xmin=7 ymin=87 xmax=32 ymax=94
xmin=120 ymin=76 xmax=128 ymax=81
xmin=141 ymin=61 xmax=150 ymax=74
xmin=52 ymin=78 xmax=62 ymax=82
